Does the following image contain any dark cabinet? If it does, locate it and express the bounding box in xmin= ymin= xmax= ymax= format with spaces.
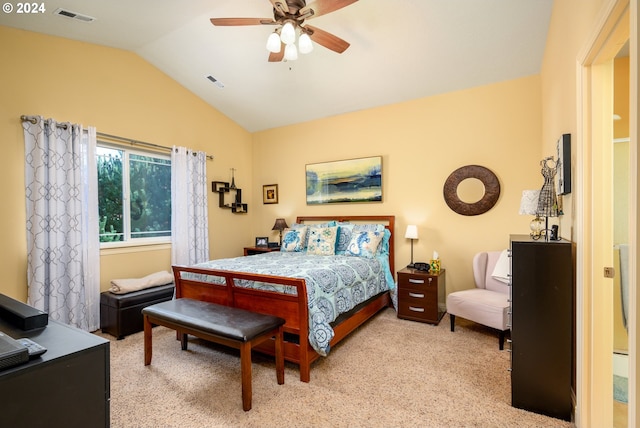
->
xmin=509 ymin=235 xmax=574 ymax=421
xmin=0 ymin=318 xmax=110 ymax=427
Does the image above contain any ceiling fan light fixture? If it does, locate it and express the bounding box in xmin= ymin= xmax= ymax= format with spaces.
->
xmin=266 ymin=32 xmax=281 ymax=53
xmin=284 ymin=43 xmax=298 ymax=61
xmin=298 ymin=32 xmax=313 ymax=54
xmin=280 ymin=21 xmax=296 ymax=45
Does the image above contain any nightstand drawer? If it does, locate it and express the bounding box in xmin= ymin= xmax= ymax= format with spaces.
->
xmin=398 ymin=274 xmax=438 ymax=290
xmin=397 ymin=289 xmax=438 ymax=321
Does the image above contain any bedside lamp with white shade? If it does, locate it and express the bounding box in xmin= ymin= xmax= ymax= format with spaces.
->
xmin=405 ymin=225 xmax=419 ymax=268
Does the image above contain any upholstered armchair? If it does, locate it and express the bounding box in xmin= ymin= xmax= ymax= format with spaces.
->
xmin=446 ymin=251 xmax=510 ymax=350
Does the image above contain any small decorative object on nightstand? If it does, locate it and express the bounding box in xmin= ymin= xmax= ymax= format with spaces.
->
xmin=430 ymin=250 xmax=441 ymax=273
xmin=404 ymin=225 xmax=418 ymax=268
xmin=397 ymin=267 xmax=446 ymax=324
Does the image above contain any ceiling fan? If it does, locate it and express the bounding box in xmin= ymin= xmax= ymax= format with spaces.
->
xmin=210 ymin=0 xmax=358 ymax=62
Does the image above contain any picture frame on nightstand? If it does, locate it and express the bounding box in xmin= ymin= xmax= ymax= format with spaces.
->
xmin=255 ymin=237 xmax=268 ymax=247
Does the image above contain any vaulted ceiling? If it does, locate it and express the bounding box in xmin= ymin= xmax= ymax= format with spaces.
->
xmin=0 ymin=0 xmax=553 ymax=132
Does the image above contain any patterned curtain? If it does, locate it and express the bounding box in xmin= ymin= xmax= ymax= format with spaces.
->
xmin=23 ymin=116 xmax=100 ymax=331
xmin=171 ymin=146 xmax=209 ymax=265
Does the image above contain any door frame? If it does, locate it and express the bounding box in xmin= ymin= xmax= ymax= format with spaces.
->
xmin=576 ymin=0 xmax=637 ymax=426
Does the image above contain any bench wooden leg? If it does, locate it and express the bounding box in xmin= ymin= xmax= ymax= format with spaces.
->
xmin=143 ymin=315 xmax=152 ymax=366
xmin=275 ymin=326 xmax=284 ymax=385
xmin=180 ymin=332 xmax=188 ymax=350
xmin=240 ymin=342 xmax=252 ymax=411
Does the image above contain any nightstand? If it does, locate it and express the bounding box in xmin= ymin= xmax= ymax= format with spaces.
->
xmin=243 ymin=246 xmax=280 ymax=256
xmin=397 ymin=268 xmax=446 ymax=324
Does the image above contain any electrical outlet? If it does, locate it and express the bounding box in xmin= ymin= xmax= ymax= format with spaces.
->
xmin=604 ymin=267 xmax=615 ymax=278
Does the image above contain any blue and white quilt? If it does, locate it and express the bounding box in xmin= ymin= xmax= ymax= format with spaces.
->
xmin=190 ymin=251 xmax=395 ymax=356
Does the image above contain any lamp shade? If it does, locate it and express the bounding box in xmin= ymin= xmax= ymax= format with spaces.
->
xmin=280 ymin=21 xmax=296 ymax=45
xmin=266 ymin=32 xmax=281 ymax=53
xmin=284 ymin=43 xmax=298 ymax=61
xmin=271 ymin=218 xmax=289 ymax=231
xmin=405 ymin=225 xmax=418 ymax=240
xmin=298 ymin=33 xmax=313 ymax=54
xmin=518 ymin=190 xmax=540 ymax=215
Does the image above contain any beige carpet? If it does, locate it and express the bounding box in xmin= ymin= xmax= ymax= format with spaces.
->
xmin=99 ymin=308 xmax=575 ymax=428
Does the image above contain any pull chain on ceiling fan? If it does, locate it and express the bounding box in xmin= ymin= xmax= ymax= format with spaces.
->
xmin=210 ymin=0 xmax=357 ymax=62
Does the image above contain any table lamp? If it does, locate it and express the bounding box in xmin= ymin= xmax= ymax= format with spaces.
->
xmin=519 ymin=190 xmax=544 ymax=239
xmin=405 ymin=225 xmax=419 ymax=268
xmin=271 ymin=218 xmax=289 ymax=246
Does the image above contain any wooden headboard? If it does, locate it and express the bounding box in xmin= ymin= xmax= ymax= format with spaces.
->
xmin=295 ymin=215 xmax=396 ymax=274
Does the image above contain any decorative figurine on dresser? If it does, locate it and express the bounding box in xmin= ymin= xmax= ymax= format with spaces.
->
xmin=509 ymin=234 xmax=574 ymax=421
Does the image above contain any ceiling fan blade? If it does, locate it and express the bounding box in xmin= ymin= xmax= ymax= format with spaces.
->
xmin=268 ymin=46 xmax=285 ymax=62
xmin=269 ymin=0 xmax=289 ymax=15
xmin=300 ymin=0 xmax=358 ymax=19
xmin=305 ymin=25 xmax=350 ymax=53
xmin=210 ymin=18 xmax=276 ymax=26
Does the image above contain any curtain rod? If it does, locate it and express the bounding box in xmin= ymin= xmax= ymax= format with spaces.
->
xmin=20 ymin=115 xmax=214 ymax=161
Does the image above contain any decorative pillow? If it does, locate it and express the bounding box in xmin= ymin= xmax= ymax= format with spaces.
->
xmin=377 ymin=228 xmax=391 ymax=256
xmin=291 ymin=222 xmax=335 ymax=248
xmin=491 ymin=249 xmax=511 ymax=284
xmin=280 ymin=226 xmax=308 ymax=252
xmin=335 ymin=223 xmax=355 ymax=255
xmin=345 ymin=230 xmax=384 ymax=258
xmin=306 ymin=226 xmax=339 ymax=256
xmin=352 ymin=224 xmax=388 ymax=256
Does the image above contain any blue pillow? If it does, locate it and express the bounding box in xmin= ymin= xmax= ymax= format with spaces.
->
xmin=335 ymin=223 xmax=355 ymax=255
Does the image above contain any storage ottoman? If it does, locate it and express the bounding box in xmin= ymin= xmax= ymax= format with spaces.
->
xmin=100 ymin=284 xmax=174 ymax=339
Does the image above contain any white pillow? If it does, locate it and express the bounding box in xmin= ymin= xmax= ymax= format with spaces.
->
xmin=491 ymin=249 xmax=510 ymax=284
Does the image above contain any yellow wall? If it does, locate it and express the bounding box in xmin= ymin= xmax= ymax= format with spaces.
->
xmin=252 ymin=76 xmax=543 ymax=293
xmin=0 ymin=26 xmax=253 ymax=300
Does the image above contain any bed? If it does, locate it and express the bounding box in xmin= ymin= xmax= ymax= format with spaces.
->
xmin=172 ymin=215 xmax=395 ymax=382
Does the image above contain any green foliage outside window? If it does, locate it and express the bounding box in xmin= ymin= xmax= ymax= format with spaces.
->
xmin=97 ymin=146 xmax=171 ymax=243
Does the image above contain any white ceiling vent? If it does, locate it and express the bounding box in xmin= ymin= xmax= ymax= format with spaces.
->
xmin=53 ymin=8 xmax=96 ymax=23
xmin=206 ymin=75 xmax=224 ymax=89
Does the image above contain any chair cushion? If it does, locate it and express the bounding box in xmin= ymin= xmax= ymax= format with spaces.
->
xmin=446 ymin=288 xmax=509 ymax=331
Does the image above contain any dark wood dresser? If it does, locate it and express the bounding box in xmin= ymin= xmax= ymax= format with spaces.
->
xmin=0 ymin=318 xmax=110 ymax=427
xmin=509 ymin=234 xmax=574 ymax=421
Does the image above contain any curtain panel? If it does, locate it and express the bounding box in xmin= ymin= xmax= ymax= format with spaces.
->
xmin=171 ymin=146 xmax=209 ymax=266
xmin=23 ymin=116 xmax=100 ymax=331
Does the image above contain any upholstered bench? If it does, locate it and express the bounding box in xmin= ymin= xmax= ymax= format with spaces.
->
xmin=100 ymin=284 xmax=175 ymax=339
xmin=142 ymin=298 xmax=285 ymax=411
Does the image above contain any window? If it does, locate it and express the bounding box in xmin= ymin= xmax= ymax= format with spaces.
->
xmin=97 ymin=143 xmax=171 ymax=245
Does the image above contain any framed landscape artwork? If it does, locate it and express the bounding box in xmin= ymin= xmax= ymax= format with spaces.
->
xmin=305 ymin=156 xmax=382 ymax=205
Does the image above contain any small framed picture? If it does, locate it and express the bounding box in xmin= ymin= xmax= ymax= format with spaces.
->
xmin=263 ymin=184 xmax=278 ymax=204
xmin=255 ymin=237 xmax=268 ymax=247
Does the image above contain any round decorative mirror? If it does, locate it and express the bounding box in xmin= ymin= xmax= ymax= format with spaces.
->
xmin=443 ymin=165 xmax=500 ymax=216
